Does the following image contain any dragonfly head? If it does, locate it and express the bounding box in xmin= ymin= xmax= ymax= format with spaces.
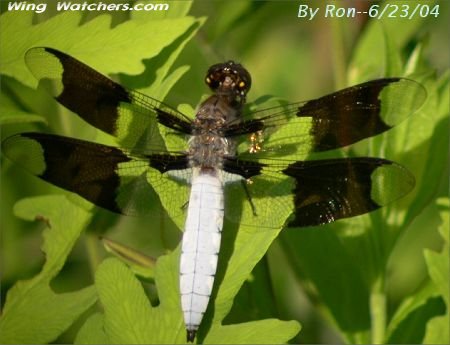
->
xmin=205 ymin=61 xmax=251 ymax=99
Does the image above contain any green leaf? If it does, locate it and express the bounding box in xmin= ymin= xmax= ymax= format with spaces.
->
xmin=0 ymin=92 xmax=46 ymax=125
xmin=403 ymin=72 xmax=449 ymax=225
xmin=0 ymin=110 xmax=46 ymax=125
xmin=205 ymin=319 xmax=300 ymax=344
xmin=386 ymin=198 xmax=449 ymax=343
xmin=387 ymin=281 xmax=441 ymax=340
xmin=0 ymin=10 xmax=198 ymax=89
xmin=85 ymin=224 xmax=300 ymax=344
xmin=75 ymin=313 xmax=108 ymax=344
xmin=87 ymin=256 xmax=182 ymax=343
xmin=0 ymin=195 xmax=97 ymax=344
xmin=95 ymin=258 xmax=182 ymax=343
xmin=388 ymin=296 xmax=445 ymax=344
xmin=349 ymin=0 xmax=440 ymax=80
xmin=425 ymin=198 xmax=449 ymax=305
xmin=423 ymin=314 xmax=449 ymax=344
xmin=204 ymin=223 xmax=301 ymax=343
xmin=279 ymin=226 xmax=371 ymax=342
xmin=423 ymin=198 xmax=449 ymax=344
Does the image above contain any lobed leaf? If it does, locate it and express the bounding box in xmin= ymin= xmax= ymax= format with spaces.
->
xmin=0 ymin=195 xmax=97 ymax=344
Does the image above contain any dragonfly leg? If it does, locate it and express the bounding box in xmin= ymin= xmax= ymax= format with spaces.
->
xmin=241 ymin=179 xmax=257 ymax=216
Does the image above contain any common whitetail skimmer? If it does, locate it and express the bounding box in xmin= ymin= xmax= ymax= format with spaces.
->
xmin=2 ymin=47 xmax=426 ymax=342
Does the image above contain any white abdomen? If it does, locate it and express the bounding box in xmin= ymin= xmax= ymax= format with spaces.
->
xmin=180 ymin=171 xmax=224 ymax=336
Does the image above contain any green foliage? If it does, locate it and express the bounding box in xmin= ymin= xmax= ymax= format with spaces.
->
xmin=73 ymin=253 xmax=299 ymax=344
xmin=1 ymin=0 xmax=448 ymax=344
xmin=0 ymin=12 xmax=197 ymax=89
xmin=274 ymin=1 xmax=449 ymax=343
xmin=0 ymin=196 xmax=97 ymax=344
xmin=279 ymin=20 xmax=447 ymax=345
xmin=422 ymin=199 xmax=449 ymax=344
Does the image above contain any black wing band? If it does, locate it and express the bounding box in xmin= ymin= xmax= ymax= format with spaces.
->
xmin=2 ymin=133 xmax=189 ymax=215
xmin=282 ymin=157 xmax=414 ymax=227
xmin=223 ymin=157 xmax=265 ymax=179
xmin=224 ymin=78 xmax=425 ymax=154
xmin=25 ymin=47 xmax=193 ymax=139
xmin=298 ymin=78 xmax=396 ymax=151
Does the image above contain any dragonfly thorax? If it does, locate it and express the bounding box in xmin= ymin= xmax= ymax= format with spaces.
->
xmin=188 ymin=91 xmax=243 ymax=169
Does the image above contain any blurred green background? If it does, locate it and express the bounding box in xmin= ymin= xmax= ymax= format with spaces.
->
xmin=1 ymin=0 xmax=448 ymax=343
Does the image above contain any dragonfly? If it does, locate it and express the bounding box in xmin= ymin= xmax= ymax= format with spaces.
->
xmin=2 ymin=47 xmax=426 ymax=342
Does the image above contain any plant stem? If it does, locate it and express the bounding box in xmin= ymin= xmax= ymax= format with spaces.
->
xmin=330 ymin=16 xmax=347 ymax=89
xmin=85 ymin=233 xmax=102 ymax=278
xmin=370 ymin=276 xmax=387 ymax=344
